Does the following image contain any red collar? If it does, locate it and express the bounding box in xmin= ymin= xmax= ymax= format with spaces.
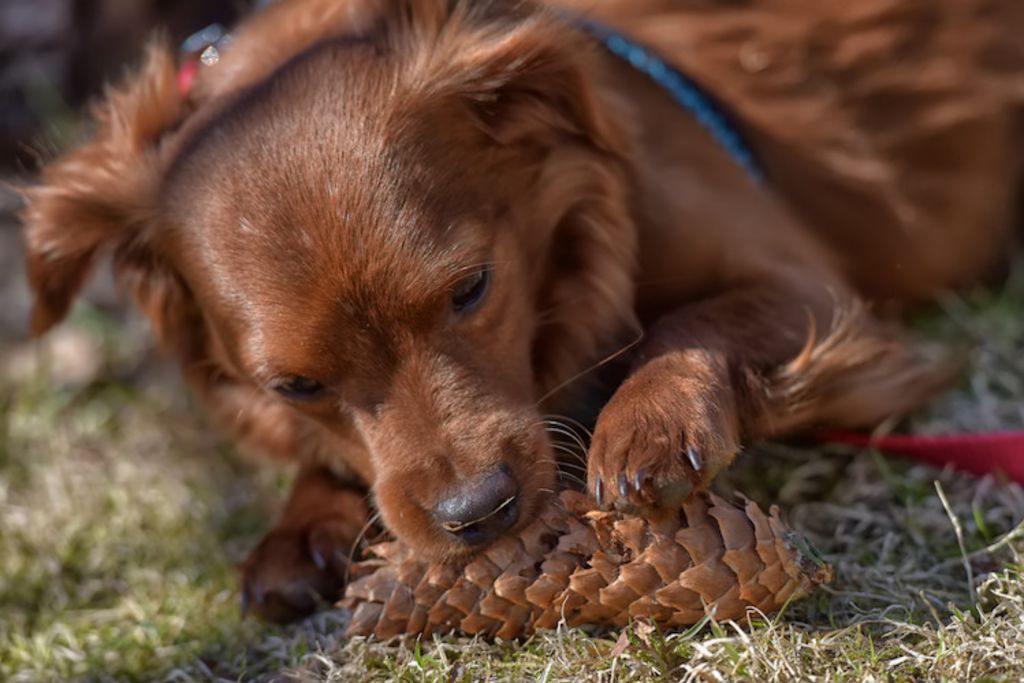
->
xmin=177 ymin=57 xmax=201 ymax=97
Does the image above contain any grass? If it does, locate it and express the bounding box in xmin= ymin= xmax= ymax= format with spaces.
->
xmin=1 ymin=269 xmax=1022 ymax=682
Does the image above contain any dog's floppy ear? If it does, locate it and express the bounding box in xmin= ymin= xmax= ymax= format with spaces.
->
xmin=22 ymin=39 xmax=186 ymax=335
xmin=407 ymin=5 xmax=622 ymax=151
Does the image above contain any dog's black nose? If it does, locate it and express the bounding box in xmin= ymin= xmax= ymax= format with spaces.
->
xmin=433 ymin=467 xmax=519 ymax=546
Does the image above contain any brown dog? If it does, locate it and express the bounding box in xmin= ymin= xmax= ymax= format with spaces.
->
xmin=21 ymin=0 xmax=1023 ymax=621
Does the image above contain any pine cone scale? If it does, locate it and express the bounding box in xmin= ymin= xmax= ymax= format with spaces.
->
xmin=341 ymin=491 xmax=831 ymax=639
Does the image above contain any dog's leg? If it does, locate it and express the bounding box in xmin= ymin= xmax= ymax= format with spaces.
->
xmin=241 ymin=463 xmax=372 ymax=622
xmin=588 ymin=278 xmax=957 ymax=511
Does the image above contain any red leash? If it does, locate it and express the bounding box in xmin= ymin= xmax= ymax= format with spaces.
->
xmin=820 ymin=430 xmax=1024 ymax=484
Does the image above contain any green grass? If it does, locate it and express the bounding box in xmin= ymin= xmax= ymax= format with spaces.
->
xmin=1 ymin=268 xmax=1022 ymax=681
xmin=1 ymin=371 xmax=274 ymax=681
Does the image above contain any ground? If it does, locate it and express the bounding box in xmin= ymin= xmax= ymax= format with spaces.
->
xmin=0 ymin=183 xmax=1022 ymax=680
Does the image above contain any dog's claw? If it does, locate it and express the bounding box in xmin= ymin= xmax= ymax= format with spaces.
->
xmin=595 ymin=478 xmax=605 ymax=508
xmin=240 ymin=581 xmax=267 ymax=618
xmin=633 ymin=469 xmax=647 ymax=492
xmin=617 ymin=473 xmax=630 ymax=499
xmin=686 ymin=446 xmax=703 ymax=472
xmin=311 ymin=548 xmax=326 ymax=571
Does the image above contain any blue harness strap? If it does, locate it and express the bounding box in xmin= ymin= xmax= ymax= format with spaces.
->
xmin=180 ymin=6 xmax=764 ymax=184
xmin=579 ymin=19 xmax=764 ymax=184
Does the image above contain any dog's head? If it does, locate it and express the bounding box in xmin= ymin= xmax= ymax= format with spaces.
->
xmin=21 ymin=0 xmax=637 ymax=559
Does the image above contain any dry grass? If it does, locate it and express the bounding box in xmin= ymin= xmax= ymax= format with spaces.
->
xmin=1 ymin=266 xmax=1022 ymax=682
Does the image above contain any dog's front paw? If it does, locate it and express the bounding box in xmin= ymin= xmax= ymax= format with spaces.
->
xmin=587 ymin=361 xmax=740 ymax=512
xmin=240 ymin=514 xmax=360 ymax=623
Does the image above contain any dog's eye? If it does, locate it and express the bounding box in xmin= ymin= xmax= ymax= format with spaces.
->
xmin=451 ymin=267 xmax=491 ymax=313
xmin=272 ymin=375 xmax=326 ymax=401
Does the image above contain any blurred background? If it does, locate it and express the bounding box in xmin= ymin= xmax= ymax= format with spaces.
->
xmin=0 ymin=0 xmax=239 ymax=166
xmin=1 ymin=0 xmax=246 ymax=346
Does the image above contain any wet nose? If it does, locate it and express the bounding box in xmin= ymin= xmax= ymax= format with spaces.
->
xmin=432 ymin=467 xmax=520 ymax=546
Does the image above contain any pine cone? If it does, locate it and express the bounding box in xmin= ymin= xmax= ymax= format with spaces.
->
xmin=342 ymin=491 xmax=832 ymax=640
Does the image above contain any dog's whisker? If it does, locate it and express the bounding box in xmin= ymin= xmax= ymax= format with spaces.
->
xmin=536 ymin=453 xmax=586 ymax=476
xmin=538 ymin=467 xmax=586 ymax=490
xmin=547 ymin=451 xmax=590 ymax=484
xmin=344 ymin=508 xmax=383 ymax=585
xmin=551 ymin=458 xmax=588 ymax=476
xmin=353 ymin=508 xmax=383 ymax=548
xmin=550 ymin=458 xmax=588 ymax=480
xmin=556 ymin=474 xmax=586 ymax=489
xmin=535 ymin=325 xmax=645 ymax=406
xmin=542 ymin=422 xmax=590 ymax=455
xmin=228 ymin=393 xmax=265 ymax=434
xmin=525 ymin=458 xmax=583 ymax=488
xmin=545 ymin=436 xmax=589 ymax=468
xmin=544 ymin=423 xmax=585 ymax=450
xmin=538 ymin=431 xmax=589 ymax=469
xmin=546 ymin=438 xmax=585 ymax=459
xmin=544 ymin=414 xmax=595 ymax=440
xmin=545 ymin=449 xmax=588 ymax=475
xmin=539 ymin=418 xmax=590 ymax=449
xmin=541 ymin=417 xmax=589 ymax=442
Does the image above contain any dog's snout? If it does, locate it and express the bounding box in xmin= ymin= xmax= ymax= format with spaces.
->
xmin=432 ymin=467 xmax=519 ymax=546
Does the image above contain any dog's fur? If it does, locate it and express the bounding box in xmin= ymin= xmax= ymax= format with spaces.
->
xmin=21 ymin=0 xmax=1023 ymax=620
